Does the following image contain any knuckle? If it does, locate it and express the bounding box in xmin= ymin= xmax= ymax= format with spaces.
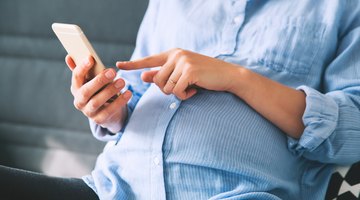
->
xmin=74 ymin=92 xmax=88 ymax=109
xmin=154 ymin=74 xmax=166 ymax=88
xmin=88 ymin=99 xmax=100 ymax=110
xmin=77 ymin=91 xmax=88 ymax=103
xmin=96 ymin=75 xmax=109 ymax=86
xmin=73 ymin=99 xmax=84 ymax=110
xmin=181 ymin=56 xmax=192 ymax=65
xmin=172 ymin=48 xmax=187 ymax=58
xmin=171 ymin=48 xmax=183 ymax=54
xmin=80 ymin=87 xmax=91 ymax=99
xmin=102 ymin=85 xmax=119 ymax=101
xmin=155 ymin=79 xmax=165 ymax=90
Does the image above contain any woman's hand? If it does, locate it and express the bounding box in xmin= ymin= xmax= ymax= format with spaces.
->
xmin=116 ymin=48 xmax=243 ymax=100
xmin=117 ymin=48 xmax=306 ymax=138
xmin=65 ymin=55 xmax=132 ymax=133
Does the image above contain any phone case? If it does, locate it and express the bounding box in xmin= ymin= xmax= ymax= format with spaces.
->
xmin=52 ymin=23 xmax=105 ymax=78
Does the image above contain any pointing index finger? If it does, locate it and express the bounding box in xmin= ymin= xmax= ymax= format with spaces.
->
xmin=116 ymin=51 xmax=169 ymax=70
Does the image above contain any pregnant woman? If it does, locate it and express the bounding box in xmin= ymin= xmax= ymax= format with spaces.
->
xmin=1 ymin=1 xmax=360 ymax=200
xmin=74 ymin=1 xmax=359 ymax=199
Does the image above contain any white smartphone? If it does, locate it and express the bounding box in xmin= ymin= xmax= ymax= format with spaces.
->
xmin=52 ymin=23 xmax=105 ymax=79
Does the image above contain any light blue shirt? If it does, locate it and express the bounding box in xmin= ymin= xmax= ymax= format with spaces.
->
xmin=83 ymin=1 xmax=360 ymax=199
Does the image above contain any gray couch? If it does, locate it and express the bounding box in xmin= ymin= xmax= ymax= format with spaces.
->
xmin=0 ymin=0 xmax=147 ymax=177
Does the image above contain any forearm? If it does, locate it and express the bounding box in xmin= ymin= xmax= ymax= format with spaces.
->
xmin=228 ymin=67 xmax=306 ymax=139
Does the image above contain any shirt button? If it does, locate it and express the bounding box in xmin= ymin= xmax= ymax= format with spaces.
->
xmin=153 ymin=156 xmax=160 ymax=166
xmin=232 ymin=16 xmax=242 ymax=25
xmin=169 ymin=102 xmax=177 ymax=109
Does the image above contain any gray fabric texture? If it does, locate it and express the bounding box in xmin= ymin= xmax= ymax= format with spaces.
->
xmin=0 ymin=0 xmax=147 ymax=177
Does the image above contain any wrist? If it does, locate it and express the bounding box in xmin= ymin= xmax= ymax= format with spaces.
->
xmin=227 ymin=65 xmax=252 ymax=99
xmin=102 ymin=105 xmax=128 ymax=134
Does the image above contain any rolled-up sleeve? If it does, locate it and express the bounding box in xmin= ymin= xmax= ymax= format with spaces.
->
xmin=288 ymin=22 xmax=360 ymax=165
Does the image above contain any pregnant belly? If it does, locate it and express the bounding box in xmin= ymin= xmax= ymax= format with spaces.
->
xmin=163 ymin=89 xmax=302 ymax=177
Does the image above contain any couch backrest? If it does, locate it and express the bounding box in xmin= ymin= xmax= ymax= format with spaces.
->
xmin=0 ymin=0 xmax=147 ymax=131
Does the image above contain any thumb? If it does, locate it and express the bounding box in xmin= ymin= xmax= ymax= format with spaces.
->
xmin=141 ymin=70 xmax=158 ymax=83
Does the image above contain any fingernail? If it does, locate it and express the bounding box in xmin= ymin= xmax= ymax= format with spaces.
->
xmin=116 ymin=61 xmax=126 ymax=67
xmin=114 ymin=80 xmax=123 ymax=89
xmin=105 ymin=70 xmax=115 ymax=79
xmin=123 ymin=91 xmax=131 ymax=99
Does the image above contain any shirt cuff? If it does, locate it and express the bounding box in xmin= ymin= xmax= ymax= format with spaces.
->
xmin=88 ymin=105 xmax=133 ymax=142
xmin=88 ymin=119 xmax=121 ymax=142
xmin=287 ymin=85 xmax=339 ymax=154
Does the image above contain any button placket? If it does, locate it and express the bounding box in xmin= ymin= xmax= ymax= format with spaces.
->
xmin=149 ymin=96 xmax=181 ymax=200
xmin=218 ymin=1 xmax=248 ymax=56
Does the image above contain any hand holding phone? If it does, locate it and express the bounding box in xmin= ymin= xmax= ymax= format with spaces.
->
xmin=52 ymin=23 xmax=132 ymax=133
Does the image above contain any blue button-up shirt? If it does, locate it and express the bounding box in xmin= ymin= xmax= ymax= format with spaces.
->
xmin=83 ymin=0 xmax=360 ymax=199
